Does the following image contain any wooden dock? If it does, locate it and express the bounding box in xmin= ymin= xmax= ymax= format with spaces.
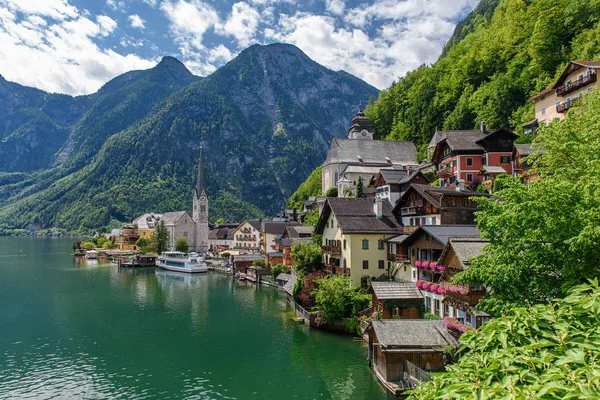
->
xmin=117 ymin=255 xmax=157 ymax=268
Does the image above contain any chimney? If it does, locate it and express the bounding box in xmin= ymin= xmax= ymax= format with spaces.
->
xmin=456 ymin=179 xmax=465 ymax=192
xmin=373 ymin=198 xmax=383 ymax=219
xmin=480 ymin=121 xmax=487 ymax=133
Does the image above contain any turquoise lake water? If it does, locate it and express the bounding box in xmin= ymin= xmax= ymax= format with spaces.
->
xmin=0 ymin=237 xmax=389 ymax=399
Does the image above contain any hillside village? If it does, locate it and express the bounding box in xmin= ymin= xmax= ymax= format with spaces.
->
xmin=88 ymin=59 xmax=600 ymax=397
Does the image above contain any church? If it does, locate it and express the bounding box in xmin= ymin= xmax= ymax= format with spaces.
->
xmin=163 ymin=144 xmax=209 ymax=252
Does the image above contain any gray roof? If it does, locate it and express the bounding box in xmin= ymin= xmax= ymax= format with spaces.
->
xmin=316 ymin=198 xmax=403 ymax=235
xmin=395 ymin=184 xmax=487 ymax=212
xmin=368 ymin=282 xmax=423 ymax=300
xmin=276 ymin=273 xmax=292 ymax=282
xmin=378 ymin=169 xmax=413 ymax=185
xmin=262 ymin=221 xmax=297 ymax=235
xmin=208 ymin=228 xmax=230 ymax=240
xmin=283 ymin=274 xmax=297 ymax=296
xmin=514 ymin=143 xmax=545 ymax=157
xmin=370 ymin=320 xmax=459 ymax=348
xmin=384 ymin=234 xmax=409 ymax=244
xmin=233 ymin=254 xmax=264 ymax=262
xmin=133 ymin=213 xmax=163 ymax=230
xmin=287 ymin=225 xmax=313 ymax=238
xmin=443 ymin=238 xmax=489 ymax=268
xmin=324 ymin=138 xmax=418 ymax=167
xmin=479 ymin=165 xmax=508 ymax=175
xmin=438 ymin=130 xmax=487 ymax=152
xmin=427 ymin=129 xmax=444 ymax=150
xmin=162 ymin=211 xmax=187 ymax=226
xmin=267 ymin=251 xmax=283 ymax=257
xmin=290 ymin=237 xmax=313 ymax=245
xmin=404 ymin=225 xmax=481 ymax=247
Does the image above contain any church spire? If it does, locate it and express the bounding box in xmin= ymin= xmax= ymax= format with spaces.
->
xmin=195 ymin=142 xmax=205 ymax=198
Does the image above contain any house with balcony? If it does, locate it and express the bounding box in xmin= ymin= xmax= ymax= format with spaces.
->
xmin=117 ymin=224 xmax=140 ymax=250
xmin=400 ymin=225 xmax=480 ymax=318
xmin=232 ymin=220 xmax=261 ymax=251
xmin=477 ymin=165 xmax=509 ymax=192
xmin=281 ymin=225 xmax=313 ymax=268
xmin=208 ymin=227 xmax=234 ymax=250
xmin=384 ymin=234 xmax=411 ymax=281
xmin=133 ymin=213 xmax=163 ymax=240
xmin=435 ymin=237 xmax=490 ymax=329
xmin=525 ymin=61 xmax=600 ymax=132
xmin=261 ymin=220 xmax=299 ymax=259
xmin=371 ymin=169 xmax=430 ymax=206
xmin=367 ymin=282 xmax=424 ymax=319
xmin=512 ymin=143 xmax=546 ymax=185
xmin=322 ymin=108 xmax=418 ymax=196
xmin=314 ymin=197 xmax=403 ymax=288
xmin=392 ymin=183 xmax=487 ymax=229
xmin=430 ymin=123 xmax=517 ymax=188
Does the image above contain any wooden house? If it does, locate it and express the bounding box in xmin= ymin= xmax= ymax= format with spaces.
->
xmin=367 ymin=282 xmax=423 ymax=319
xmin=512 ymin=143 xmax=545 ymax=185
xmin=232 ymin=254 xmax=264 ymax=273
xmin=365 ymin=319 xmax=458 ymax=396
xmin=372 ymin=169 xmax=430 ymax=207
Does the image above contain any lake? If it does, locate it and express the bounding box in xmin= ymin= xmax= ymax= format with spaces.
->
xmin=0 ymin=237 xmax=389 ymax=399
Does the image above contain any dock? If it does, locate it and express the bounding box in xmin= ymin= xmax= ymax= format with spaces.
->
xmin=117 ymin=255 xmax=157 ymax=268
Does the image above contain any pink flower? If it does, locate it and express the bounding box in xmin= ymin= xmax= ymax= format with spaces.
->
xmin=415 ymin=260 xmax=422 ymax=267
xmin=416 ymin=281 xmax=423 ymax=289
xmin=429 ymin=262 xmax=437 ymax=270
xmin=437 ymin=287 xmax=446 ymax=295
xmin=422 ymin=282 xmax=430 ymax=290
xmin=437 ymin=266 xmax=445 ymax=272
xmin=422 ymin=261 xmax=429 ymax=269
xmin=429 ymin=284 xmax=438 ymax=293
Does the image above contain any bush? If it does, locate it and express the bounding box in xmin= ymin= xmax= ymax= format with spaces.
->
xmin=313 ymin=274 xmax=371 ymax=322
xmin=325 ymin=186 xmax=338 ymax=197
xmin=221 ymin=252 xmax=231 ymax=259
xmin=252 ymin=259 xmax=266 ymax=268
xmin=296 ymin=271 xmax=326 ymax=311
xmin=175 ymin=237 xmax=189 ymax=253
xmin=423 ymin=312 xmax=442 ymax=320
xmin=291 ymin=242 xmax=322 ymax=275
xmin=271 ymin=263 xmax=288 ymax=280
xmin=80 ymin=241 xmax=96 ymax=249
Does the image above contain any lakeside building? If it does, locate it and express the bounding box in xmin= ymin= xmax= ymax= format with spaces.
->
xmin=231 ymin=220 xmax=261 ymax=251
xmin=367 ymin=281 xmax=424 ymax=319
xmin=392 ymin=183 xmax=487 ymax=230
xmin=322 ymin=108 xmax=418 ymax=196
xmin=371 ymin=169 xmax=430 ymax=207
xmin=314 ymin=197 xmax=403 ymax=288
xmin=525 ymin=61 xmax=600 ymax=133
xmin=429 ymin=123 xmax=517 ymax=188
xmin=281 ymin=225 xmax=313 ymax=269
xmin=133 ymin=213 xmax=163 ymax=239
xmin=208 ymin=227 xmax=234 ymax=250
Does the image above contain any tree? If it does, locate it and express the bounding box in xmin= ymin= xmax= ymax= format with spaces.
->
xmin=72 ymin=241 xmax=81 ymax=252
xmin=290 ymin=242 xmax=323 ymax=275
xmin=302 ymin=209 xmax=319 ymax=227
xmin=312 ymin=275 xmax=371 ymax=321
xmin=325 ymin=186 xmax=338 ymax=197
xmin=271 ymin=263 xmax=288 ymax=280
xmin=408 ymin=280 xmax=600 ymax=399
xmin=80 ymin=241 xmax=95 ymax=250
xmin=456 ymin=91 xmax=600 ymax=314
xmin=175 ymin=237 xmax=189 ymax=253
xmin=215 ymin=218 xmax=225 ymax=224
xmin=296 ymin=270 xmax=326 ymax=310
xmin=252 ymin=259 xmax=266 ymax=268
xmin=150 ymin=220 xmax=169 ymax=254
xmin=135 ymin=237 xmax=150 ymax=252
xmin=356 ymin=176 xmax=364 ymax=198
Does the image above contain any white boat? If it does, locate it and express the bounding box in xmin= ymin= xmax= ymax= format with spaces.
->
xmin=85 ymin=250 xmax=98 ymax=259
xmin=157 ymin=251 xmax=208 ymax=274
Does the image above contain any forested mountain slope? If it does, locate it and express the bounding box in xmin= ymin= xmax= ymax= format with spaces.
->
xmin=0 ymin=44 xmax=378 ymax=234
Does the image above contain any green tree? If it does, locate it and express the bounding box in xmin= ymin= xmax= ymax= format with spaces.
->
xmin=290 ymin=242 xmax=323 ymax=275
xmin=80 ymin=241 xmax=95 ymax=249
xmin=313 ymin=275 xmax=371 ymax=321
xmin=271 ymin=263 xmax=288 ymax=280
xmin=302 ymin=209 xmax=319 ymax=227
xmin=135 ymin=237 xmax=150 ymax=251
xmin=456 ymin=91 xmax=600 ymax=314
xmin=409 ymin=280 xmax=600 ymax=399
xmin=325 ymin=186 xmax=338 ymax=197
xmin=356 ymin=176 xmax=364 ymax=198
xmin=150 ymin=220 xmax=169 ymax=255
xmin=252 ymin=259 xmax=266 ymax=268
xmin=215 ymin=218 xmax=225 ymax=224
xmin=175 ymin=237 xmax=189 ymax=253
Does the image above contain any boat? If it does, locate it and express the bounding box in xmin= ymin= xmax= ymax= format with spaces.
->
xmin=156 ymin=251 xmax=208 ymax=274
xmin=85 ymin=250 xmax=98 ymax=259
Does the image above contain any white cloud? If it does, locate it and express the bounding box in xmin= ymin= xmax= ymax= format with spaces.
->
xmin=218 ymin=2 xmax=259 ymax=47
xmin=128 ymin=14 xmax=145 ymax=29
xmin=161 ymin=0 xmax=219 ymax=51
xmin=1 ymin=0 xmax=78 ymax=20
xmin=325 ymin=0 xmax=345 ymax=15
xmin=0 ymin=3 xmax=155 ymax=95
xmin=106 ymin=0 xmax=125 ymax=11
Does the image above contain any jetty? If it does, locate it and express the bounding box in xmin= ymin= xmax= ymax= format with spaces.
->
xmin=117 ymin=255 xmax=157 ymax=268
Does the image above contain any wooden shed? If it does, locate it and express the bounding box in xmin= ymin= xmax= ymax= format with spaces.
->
xmin=367 ymin=282 xmax=424 ymax=319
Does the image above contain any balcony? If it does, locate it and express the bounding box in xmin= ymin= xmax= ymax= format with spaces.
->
xmin=444 ymin=290 xmax=486 ymax=307
xmin=557 ymin=99 xmax=578 ymax=113
xmin=556 ymin=73 xmax=596 ymax=96
xmin=437 ymin=166 xmax=454 ymax=178
xmin=388 ymin=254 xmax=410 ymax=263
xmin=322 ymin=245 xmax=341 ymax=255
xmin=400 ymin=206 xmax=423 ymax=216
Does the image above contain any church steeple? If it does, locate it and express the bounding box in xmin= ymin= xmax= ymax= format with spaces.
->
xmin=347 ymin=104 xmax=376 ymax=140
xmin=195 ymin=143 xmax=206 ymax=199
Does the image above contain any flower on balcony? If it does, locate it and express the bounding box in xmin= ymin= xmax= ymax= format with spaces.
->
xmin=429 ymin=284 xmax=438 ymax=293
xmin=443 ymin=317 xmax=472 ymax=333
xmin=428 ymin=262 xmax=436 ymax=270
xmin=421 ymin=282 xmax=430 ymax=290
xmin=437 ymin=265 xmax=445 ymax=272
xmin=416 ymin=281 xmax=423 ymax=289
xmin=415 ymin=260 xmax=422 ymax=267
xmin=437 ymin=286 xmax=446 ymax=295
xmin=422 ymin=261 xmax=429 ymax=269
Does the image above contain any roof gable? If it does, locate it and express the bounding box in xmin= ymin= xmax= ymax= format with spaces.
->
xmin=402 ymin=225 xmax=480 ymax=247
xmin=367 ymin=282 xmax=423 ymax=300
xmin=324 ymin=139 xmax=418 ymax=167
xmin=315 ymin=198 xmax=402 ymax=235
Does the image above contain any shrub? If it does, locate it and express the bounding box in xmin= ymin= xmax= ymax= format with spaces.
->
xmin=252 ymin=259 xmax=266 ymax=268
xmin=175 ymin=237 xmax=189 ymax=253
xmin=271 ymin=263 xmax=288 ymax=280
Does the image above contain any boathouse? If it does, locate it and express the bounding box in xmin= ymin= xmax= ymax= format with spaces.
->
xmin=367 ymin=282 xmax=424 ymax=319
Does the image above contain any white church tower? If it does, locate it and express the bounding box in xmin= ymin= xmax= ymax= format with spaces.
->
xmin=192 ymin=143 xmax=209 ymax=252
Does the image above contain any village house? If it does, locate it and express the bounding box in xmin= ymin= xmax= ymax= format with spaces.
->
xmin=322 ymin=108 xmax=418 ymax=196
xmin=133 ymin=213 xmax=163 ymax=239
xmin=208 ymin=227 xmax=234 ymax=250
xmin=117 ymin=224 xmax=139 ymax=251
xmin=261 ymin=220 xmax=298 ymax=256
xmin=525 ymin=61 xmax=600 ymax=133
xmin=400 ymin=225 xmax=480 ymax=318
xmin=430 ymin=124 xmax=518 ymax=188
xmin=281 ymin=225 xmax=313 ymax=268
xmin=162 ymin=211 xmax=196 ymax=251
xmin=392 ymin=183 xmax=487 ymax=230
xmin=314 ymin=197 xmax=403 ymax=288
xmin=365 ymin=319 xmax=458 ymax=396
xmin=436 ymin=237 xmax=490 ymax=328
xmin=231 ymin=220 xmax=261 ymax=251
xmin=512 ymin=143 xmax=545 ymax=185
xmin=372 ymin=169 xmax=430 ymax=207
xmin=477 ymin=165 xmax=510 ymax=192
xmin=367 ymin=282 xmax=424 ymax=319
xmin=232 ymin=254 xmax=264 ymax=274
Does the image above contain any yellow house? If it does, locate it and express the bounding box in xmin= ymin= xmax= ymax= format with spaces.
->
xmin=526 ymin=61 xmax=600 ymax=133
xmin=315 ymin=197 xmax=403 ymax=288
xmin=133 ymin=213 xmax=163 ymax=239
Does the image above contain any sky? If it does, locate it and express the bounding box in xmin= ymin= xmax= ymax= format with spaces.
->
xmin=0 ymin=0 xmax=481 ymax=95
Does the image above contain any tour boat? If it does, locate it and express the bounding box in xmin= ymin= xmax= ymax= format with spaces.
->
xmin=85 ymin=250 xmax=98 ymax=259
xmin=156 ymin=251 xmax=208 ymax=274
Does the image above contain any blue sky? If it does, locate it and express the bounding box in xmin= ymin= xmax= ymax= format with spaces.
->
xmin=0 ymin=0 xmax=480 ymax=95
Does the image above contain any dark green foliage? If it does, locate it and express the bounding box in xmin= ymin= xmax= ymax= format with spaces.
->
xmin=286 ymin=165 xmax=322 ymax=210
xmin=409 ymin=280 xmax=600 ymax=399
xmin=174 ymin=237 xmax=189 ymax=253
xmin=324 ymin=186 xmax=338 ymax=197
xmin=302 ymin=209 xmax=319 ymax=227
xmin=150 ymin=220 xmax=169 ymax=254
xmin=313 ymin=274 xmax=371 ymax=321
xmin=271 ymin=263 xmax=287 ymax=280
xmin=290 ymin=242 xmax=323 ymax=275
xmin=0 ymin=45 xmax=378 ymax=234
xmin=366 ymin=0 xmax=600 ymax=149
xmin=252 ymin=259 xmax=265 ymax=268
xmin=356 ymin=176 xmax=364 ymax=198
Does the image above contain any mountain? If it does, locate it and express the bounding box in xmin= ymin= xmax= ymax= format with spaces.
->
xmin=365 ymin=0 xmax=600 ymax=154
xmin=0 ymin=44 xmax=378 ymax=234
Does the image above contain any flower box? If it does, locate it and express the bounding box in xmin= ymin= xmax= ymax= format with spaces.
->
xmin=421 ymin=261 xmax=429 ymax=268
xmin=429 ymin=262 xmax=436 ymax=270
xmin=415 ymin=260 xmax=422 ymax=267
xmin=437 ymin=266 xmax=445 ymax=272
xmin=437 ymin=287 xmax=446 ymax=295
xmin=421 ymin=282 xmax=430 ymax=290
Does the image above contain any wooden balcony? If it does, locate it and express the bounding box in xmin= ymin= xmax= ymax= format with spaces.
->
xmin=557 ymin=99 xmax=576 ymax=113
xmin=445 ymin=290 xmax=486 ymax=306
xmin=322 ymin=245 xmax=341 ymax=255
xmin=556 ymin=73 xmax=596 ymax=96
xmin=388 ymin=254 xmax=410 ymax=263
xmin=437 ymin=166 xmax=454 ymax=178
xmin=403 ymin=225 xmax=418 ymax=233
xmin=400 ymin=201 xmax=423 ymax=216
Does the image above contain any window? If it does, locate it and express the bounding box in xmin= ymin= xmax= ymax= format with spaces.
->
xmin=378 ymin=260 xmax=384 ymax=269
xmin=426 ymin=297 xmax=431 ymax=311
xmin=412 ymin=248 xmax=416 ymax=257
xmin=464 ymin=199 xmax=470 ymax=207
xmin=440 ymin=180 xmax=445 ymax=187
xmin=466 ymin=157 xmax=473 ymax=166
xmin=343 ymin=239 xmax=346 ymax=250
xmin=200 ymin=205 xmax=206 ymax=213
xmin=431 ymin=216 xmax=437 ymax=225
xmin=541 ymin=108 xmax=546 ymax=116
xmin=409 ymin=218 xmax=414 ymax=226
xmin=362 ymin=239 xmax=369 ymax=249
xmin=448 ymin=198 xmax=456 ymax=207
xmin=450 ymin=176 xmax=456 ymax=184
xmin=377 ymin=240 xmax=384 ymax=250
xmin=362 ymin=260 xmax=369 ymax=269
xmin=500 ymin=156 xmax=511 ymax=164
xmin=412 ymin=269 xmax=416 ymax=280
xmin=452 ymin=160 xmax=457 ymax=167
xmin=421 ymin=217 xmax=426 ymax=225
xmin=466 ymin=173 xmax=473 ymax=182
xmin=444 ymin=304 xmax=450 ymax=316
xmin=482 ymin=156 xmax=487 ymax=166
xmin=435 ymin=299 xmax=440 ymax=313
